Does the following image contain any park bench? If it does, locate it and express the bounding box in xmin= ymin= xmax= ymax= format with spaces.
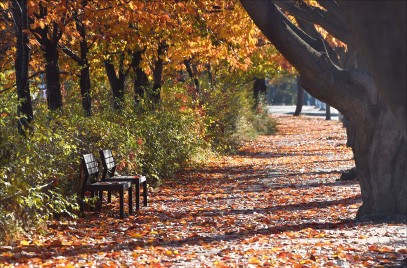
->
xmin=99 ymin=149 xmax=148 ymax=211
xmin=80 ymin=153 xmax=133 ymax=218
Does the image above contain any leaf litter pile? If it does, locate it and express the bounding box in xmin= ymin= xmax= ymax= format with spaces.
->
xmin=1 ymin=115 xmax=406 ymax=267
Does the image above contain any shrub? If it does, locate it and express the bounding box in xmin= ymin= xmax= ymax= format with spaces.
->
xmin=0 ymin=97 xmax=79 ymax=243
xmin=200 ymin=81 xmax=277 ymax=153
xmin=0 ymin=79 xmax=277 ymax=244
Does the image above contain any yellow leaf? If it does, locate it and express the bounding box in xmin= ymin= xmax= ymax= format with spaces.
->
xmin=39 ymin=21 xmax=45 ymax=29
xmin=214 ymin=261 xmax=229 ymax=268
xmin=20 ymin=240 xmax=30 ymax=246
xmin=248 ymin=257 xmax=261 ymax=264
xmin=128 ymin=2 xmax=134 ymax=10
xmin=1 ymin=252 xmax=13 ymax=258
xmin=129 ymin=232 xmax=142 ymax=238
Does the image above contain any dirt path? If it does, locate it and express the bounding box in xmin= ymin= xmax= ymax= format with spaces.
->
xmin=1 ymin=115 xmax=406 ymax=267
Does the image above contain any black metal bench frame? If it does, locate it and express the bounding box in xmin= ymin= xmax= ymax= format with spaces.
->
xmin=80 ymin=153 xmax=132 ymax=218
xmin=99 ymin=149 xmax=147 ymax=211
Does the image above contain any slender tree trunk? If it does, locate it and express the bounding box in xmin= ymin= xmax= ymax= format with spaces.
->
xmin=79 ymin=64 xmax=91 ymax=116
xmin=325 ymin=104 xmax=331 ymax=120
xmin=132 ymin=50 xmax=149 ymax=107
xmin=151 ymin=43 xmax=167 ymax=105
xmin=293 ymin=76 xmax=303 ymax=116
xmin=104 ymin=55 xmax=126 ymax=110
xmin=76 ymin=13 xmax=91 ymax=117
xmin=44 ymin=41 xmax=63 ymax=111
xmin=206 ymin=63 xmax=214 ymax=88
xmin=12 ymin=0 xmax=33 ymax=134
xmin=30 ymin=4 xmax=63 ymax=112
xmin=184 ymin=59 xmax=200 ymax=94
xmin=253 ymin=78 xmax=266 ymax=110
xmin=60 ymin=5 xmax=91 ymax=116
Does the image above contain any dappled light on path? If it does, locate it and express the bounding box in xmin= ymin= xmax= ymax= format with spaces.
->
xmin=1 ymin=115 xmax=406 ymax=267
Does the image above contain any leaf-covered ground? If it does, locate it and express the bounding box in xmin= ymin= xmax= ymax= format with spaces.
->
xmin=1 ymin=115 xmax=406 ymax=267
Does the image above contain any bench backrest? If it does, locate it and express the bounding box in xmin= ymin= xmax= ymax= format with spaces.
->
xmin=82 ymin=153 xmax=100 ymax=187
xmin=99 ymin=149 xmax=116 ymax=180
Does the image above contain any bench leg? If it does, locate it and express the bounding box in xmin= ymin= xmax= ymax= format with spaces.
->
xmin=143 ymin=181 xmax=148 ymax=206
xmin=128 ymin=187 xmax=133 ymax=215
xmin=98 ymin=191 xmax=103 ymax=211
xmin=90 ymin=191 xmax=95 ymax=211
xmin=119 ymin=190 xmax=124 ymax=219
xmin=108 ymin=191 xmax=112 ymax=203
xmin=80 ymin=192 xmax=85 ymax=217
xmin=136 ymin=183 xmax=140 ymax=211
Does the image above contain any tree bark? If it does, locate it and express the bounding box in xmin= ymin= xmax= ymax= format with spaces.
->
xmin=104 ymin=53 xmax=127 ymax=110
xmin=350 ymin=100 xmax=406 ymax=219
xmin=131 ymin=50 xmax=149 ymax=107
xmin=253 ymin=78 xmax=266 ymax=111
xmin=293 ymin=76 xmax=303 ymax=116
xmin=31 ymin=4 xmax=63 ymax=111
xmin=151 ymin=43 xmax=167 ymax=105
xmin=325 ymin=104 xmax=331 ymax=120
xmin=240 ymin=0 xmax=407 ymax=219
xmin=59 ymin=2 xmax=91 ymax=116
xmin=12 ymin=0 xmax=33 ymax=134
xmin=340 ymin=1 xmax=406 ymax=137
xmin=206 ymin=63 xmax=214 ymax=88
xmin=75 ymin=9 xmax=91 ymax=117
xmin=184 ymin=59 xmax=200 ymax=94
xmin=43 ymin=39 xmax=63 ymax=111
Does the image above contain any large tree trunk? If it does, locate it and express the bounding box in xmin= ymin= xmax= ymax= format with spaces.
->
xmin=341 ymin=1 xmax=406 ymax=137
xmin=350 ymin=100 xmax=406 ymax=219
xmin=240 ymin=0 xmax=407 ymax=220
xmin=12 ymin=0 xmax=33 ymax=134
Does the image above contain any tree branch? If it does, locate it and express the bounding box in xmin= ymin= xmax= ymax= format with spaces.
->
xmin=275 ymin=0 xmax=353 ymax=45
xmin=316 ymin=0 xmax=344 ymax=23
xmin=296 ymin=18 xmax=340 ymax=66
xmin=59 ymin=45 xmax=83 ymax=64
xmin=239 ymin=0 xmax=368 ymax=119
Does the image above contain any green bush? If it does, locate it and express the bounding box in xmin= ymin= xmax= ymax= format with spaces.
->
xmin=200 ymin=81 xmax=277 ymax=153
xmin=135 ymin=109 xmax=204 ymax=185
xmin=1 ymin=97 xmax=78 ymax=243
xmin=0 ymin=79 xmax=277 ymax=244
